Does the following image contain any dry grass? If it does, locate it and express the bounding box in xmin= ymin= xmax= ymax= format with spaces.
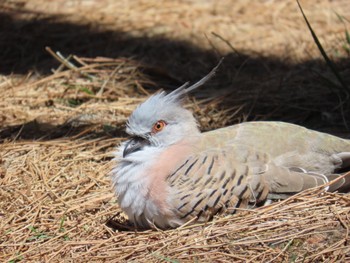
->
xmin=1 ymin=0 xmax=350 ymax=262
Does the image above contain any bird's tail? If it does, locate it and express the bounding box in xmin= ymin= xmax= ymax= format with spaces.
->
xmin=328 ymin=172 xmax=350 ymax=193
xmin=332 ymin=152 xmax=350 ymax=192
xmin=265 ymin=165 xmax=350 ymax=201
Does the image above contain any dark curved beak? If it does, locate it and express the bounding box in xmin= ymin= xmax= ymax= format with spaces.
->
xmin=123 ymin=137 xmax=150 ymax=158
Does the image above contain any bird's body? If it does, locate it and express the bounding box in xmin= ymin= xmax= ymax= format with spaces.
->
xmin=111 ymin=64 xmax=350 ymax=229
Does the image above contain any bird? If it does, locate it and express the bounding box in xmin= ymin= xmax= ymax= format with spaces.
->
xmin=111 ymin=61 xmax=350 ymax=229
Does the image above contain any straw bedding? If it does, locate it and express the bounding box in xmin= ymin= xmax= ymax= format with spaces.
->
xmin=1 ymin=0 xmax=350 ymax=262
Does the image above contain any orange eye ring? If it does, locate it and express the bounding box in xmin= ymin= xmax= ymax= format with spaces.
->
xmin=152 ymin=120 xmax=167 ymax=133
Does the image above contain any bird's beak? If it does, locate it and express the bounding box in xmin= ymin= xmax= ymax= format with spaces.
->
xmin=123 ymin=136 xmax=150 ymax=158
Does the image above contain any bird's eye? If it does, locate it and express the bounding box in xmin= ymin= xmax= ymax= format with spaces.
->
xmin=152 ymin=120 xmax=167 ymax=133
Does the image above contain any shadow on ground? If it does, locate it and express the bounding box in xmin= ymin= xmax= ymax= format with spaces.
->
xmin=1 ymin=6 xmax=350 ymax=141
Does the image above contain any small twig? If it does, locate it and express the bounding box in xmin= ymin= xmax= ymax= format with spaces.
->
xmin=45 ymin=46 xmax=95 ymax=80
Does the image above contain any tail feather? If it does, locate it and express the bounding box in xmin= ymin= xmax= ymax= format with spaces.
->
xmin=333 ymin=173 xmax=350 ymax=193
xmin=327 ymin=174 xmax=346 ymax=192
xmin=265 ymin=165 xmax=350 ymax=202
xmin=332 ymin=152 xmax=350 ymax=192
xmin=264 ymin=165 xmax=328 ymax=196
xmin=336 ymin=152 xmax=350 ymax=170
xmin=301 ymin=172 xmax=328 ymax=190
xmin=297 ymin=172 xmax=350 ymax=193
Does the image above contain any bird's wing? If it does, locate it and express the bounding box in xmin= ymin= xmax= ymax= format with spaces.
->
xmin=200 ymin=122 xmax=350 ymax=174
xmin=202 ymin=121 xmax=350 ymax=157
xmin=167 ymin=144 xmax=338 ymax=224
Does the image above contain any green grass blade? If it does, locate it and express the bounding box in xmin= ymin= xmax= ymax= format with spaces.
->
xmin=345 ymin=30 xmax=350 ymax=45
xmin=297 ymin=0 xmax=349 ymax=92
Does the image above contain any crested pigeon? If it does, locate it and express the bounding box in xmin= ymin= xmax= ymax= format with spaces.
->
xmin=111 ymin=63 xmax=350 ymax=229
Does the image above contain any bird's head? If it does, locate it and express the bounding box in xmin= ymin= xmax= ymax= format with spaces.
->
xmin=123 ymin=90 xmax=199 ymax=157
xmin=121 ymin=59 xmax=223 ymax=158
